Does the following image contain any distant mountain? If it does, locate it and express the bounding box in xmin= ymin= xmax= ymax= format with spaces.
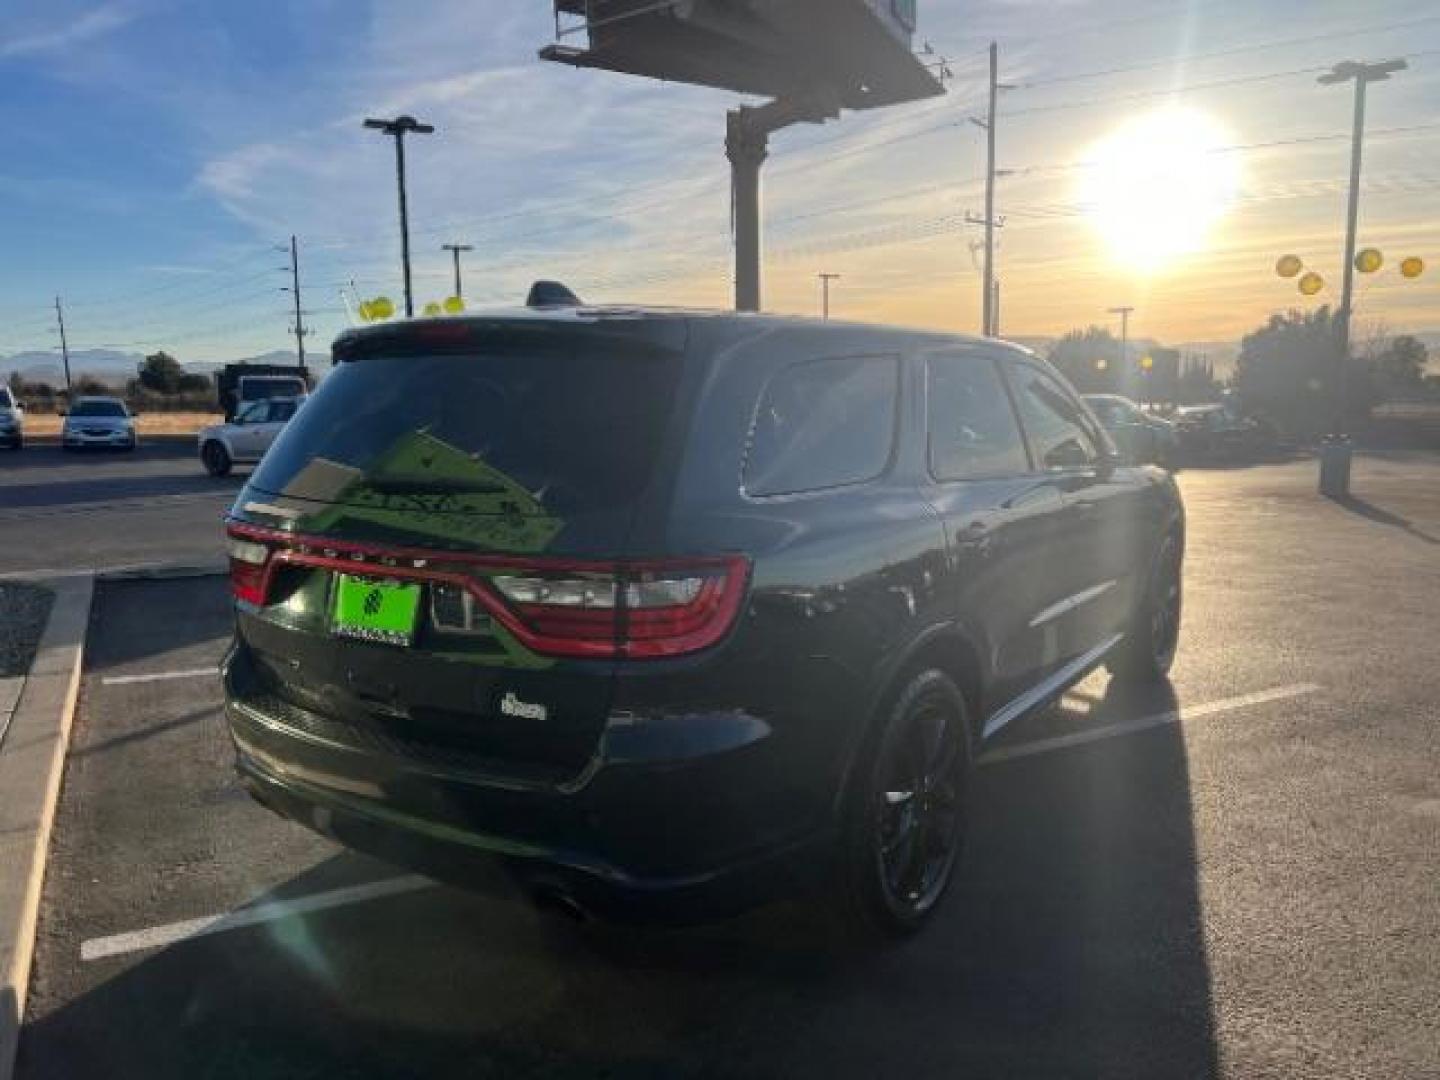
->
xmin=2 ymin=347 xmax=305 ymax=387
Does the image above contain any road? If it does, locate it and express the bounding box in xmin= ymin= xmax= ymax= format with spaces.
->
xmin=13 ymin=453 xmax=1440 ymax=1078
xmin=0 ymin=442 xmax=238 ymax=577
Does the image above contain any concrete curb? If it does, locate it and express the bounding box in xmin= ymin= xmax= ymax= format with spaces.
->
xmin=0 ymin=575 xmax=93 ymax=1080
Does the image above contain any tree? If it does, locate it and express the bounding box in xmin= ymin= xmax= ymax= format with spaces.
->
xmin=1233 ymin=306 xmax=1376 ymax=438
xmin=1048 ymin=326 xmax=1122 ymax=394
xmin=1175 ymin=355 xmax=1220 ymax=404
xmin=137 ymin=351 xmax=184 ymax=394
xmin=1372 ymin=334 xmax=1427 ymax=396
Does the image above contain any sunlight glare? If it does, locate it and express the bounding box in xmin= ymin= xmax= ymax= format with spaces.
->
xmin=1079 ymin=107 xmax=1240 ymax=271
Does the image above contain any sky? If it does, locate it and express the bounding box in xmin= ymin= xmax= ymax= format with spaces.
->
xmin=0 ymin=0 xmax=1437 ymax=365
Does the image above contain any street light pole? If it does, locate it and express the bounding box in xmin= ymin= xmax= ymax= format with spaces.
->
xmin=818 ymin=272 xmax=841 ymax=319
xmin=442 ymin=243 xmax=473 ymax=298
xmin=364 ymin=115 xmax=435 ymax=318
xmin=1316 ymin=58 xmax=1406 ymax=496
xmin=1108 ymin=305 xmax=1133 ymax=394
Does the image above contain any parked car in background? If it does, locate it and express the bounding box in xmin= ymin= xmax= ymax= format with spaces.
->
xmin=1173 ymin=403 xmax=1273 ymax=463
xmin=0 ymin=386 xmax=23 ymax=449
xmin=1082 ymin=393 xmax=1179 ymax=468
xmin=222 ymin=302 xmax=1185 ymax=938
xmin=199 ymin=395 xmax=305 ymax=476
xmin=62 ymin=396 xmax=136 ymax=451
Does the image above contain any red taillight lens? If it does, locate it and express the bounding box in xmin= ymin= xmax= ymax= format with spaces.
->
xmin=227 ymin=532 xmax=272 ymax=605
xmin=489 ymin=558 xmax=748 ymax=658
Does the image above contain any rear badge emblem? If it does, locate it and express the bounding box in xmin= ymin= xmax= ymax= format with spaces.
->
xmin=499 ymin=692 xmax=547 ymax=722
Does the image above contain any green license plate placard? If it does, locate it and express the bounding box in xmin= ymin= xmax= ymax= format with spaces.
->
xmin=331 ymin=575 xmax=422 ymax=646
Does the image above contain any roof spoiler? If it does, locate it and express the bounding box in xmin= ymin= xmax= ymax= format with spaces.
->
xmin=526 ymin=280 xmax=583 ymax=308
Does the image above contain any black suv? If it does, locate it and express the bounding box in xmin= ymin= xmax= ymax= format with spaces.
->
xmin=223 ymin=305 xmax=1184 ymax=937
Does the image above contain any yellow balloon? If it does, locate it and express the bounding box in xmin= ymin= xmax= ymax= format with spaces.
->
xmin=1354 ymin=248 xmax=1383 ymax=274
xmin=1298 ymin=271 xmax=1324 ymax=296
xmin=1275 ymin=254 xmax=1303 ymax=279
xmin=422 ymin=301 xmax=442 ymax=317
xmin=1400 ymin=256 xmax=1425 ymax=279
xmin=1095 ymin=358 xmax=1108 ymax=371
xmin=358 ymin=300 xmax=374 ymax=323
xmin=443 ymin=295 xmax=466 ymax=314
xmin=370 ymin=296 xmax=395 ymax=320
xmin=1139 ymin=355 xmax=1154 ymax=371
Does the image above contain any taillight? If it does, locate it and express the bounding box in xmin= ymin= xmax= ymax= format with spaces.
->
xmin=227 ymin=531 xmax=272 ymax=605
xmin=489 ymin=558 xmax=748 ymax=658
xmin=223 ymin=522 xmax=749 ymax=660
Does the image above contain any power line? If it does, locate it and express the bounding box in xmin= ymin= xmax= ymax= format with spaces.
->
xmin=1020 ymin=14 xmax=1440 ymax=89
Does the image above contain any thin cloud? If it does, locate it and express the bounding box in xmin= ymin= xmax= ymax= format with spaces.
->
xmin=0 ymin=3 xmax=141 ymax=60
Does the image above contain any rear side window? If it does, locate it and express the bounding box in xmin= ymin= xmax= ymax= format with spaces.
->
xmin=745 ymin=355 xmax=898 ymax=496
xmin=927 ymin=354 xmax=1029 ymax=480
xmin=247 ymin=345 xmax=682 ymax=515
xmin=1006 ymin=362 xmax=1101 ymax=469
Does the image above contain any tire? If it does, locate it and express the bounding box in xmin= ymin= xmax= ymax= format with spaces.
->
xmin=836 ymin=669 xmax=973 ymax=942
xmin=1108 ymin=532 xmax=1182 ymax=683
xmin=201 ymin=441 xmax=232 ymax=477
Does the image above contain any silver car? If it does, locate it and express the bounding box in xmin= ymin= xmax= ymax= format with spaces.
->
xmin=198 ymin=395 xmax=305 ymax=476
xmin=63 ymin=396 xmax=137 ymax=451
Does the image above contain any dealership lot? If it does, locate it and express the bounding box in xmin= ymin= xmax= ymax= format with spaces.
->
xmin=8 ymin=453 xmax=1440 ymax=1078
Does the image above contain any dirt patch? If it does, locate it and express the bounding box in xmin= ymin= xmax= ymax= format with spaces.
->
xmin=0 ymin=582 xmax=54 ymax=678
xmin=23 ymin=412 xmax=221 ymax=437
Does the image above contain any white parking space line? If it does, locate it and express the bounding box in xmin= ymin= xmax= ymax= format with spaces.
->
xmin=980 ymin=683 xmax=1322 ymax=766
xmin=80 ymin=875 xmax=434 ymax=962
xmin=100 ymin=667 xmax=219 ymax=687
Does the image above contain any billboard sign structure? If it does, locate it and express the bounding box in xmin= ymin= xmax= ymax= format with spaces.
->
xmin=541 ymin=1 xmax=944 ymax=311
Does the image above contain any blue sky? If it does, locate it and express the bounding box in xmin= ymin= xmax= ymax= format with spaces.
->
xmin=1 ymin=0 xmax=1437 ymax=364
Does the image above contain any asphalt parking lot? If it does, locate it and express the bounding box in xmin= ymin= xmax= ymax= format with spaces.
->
xmin=11 ymin=452 xmax=1440 ymax=1078
xmin=0 ymin=441 xmax=238 ymax=578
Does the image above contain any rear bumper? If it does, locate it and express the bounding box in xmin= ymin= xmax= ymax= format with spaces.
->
xmin=225 ymin=660 xmax=832 ymax=922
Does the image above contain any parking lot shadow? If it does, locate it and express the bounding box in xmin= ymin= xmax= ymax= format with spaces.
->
xmin=1328 ymin=493 xmax=1440 ymax=546
xmin=20 ymin=679 xmax=1217 ymax=1079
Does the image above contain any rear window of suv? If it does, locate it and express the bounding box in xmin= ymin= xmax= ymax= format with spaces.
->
xmin=247 ymin=345 xmax=682 ymax=515
xmin=745 ymin=354 xmax=899 ymax=497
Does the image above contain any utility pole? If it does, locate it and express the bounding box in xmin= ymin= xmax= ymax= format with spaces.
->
xmin=288 ymin=235 xmax=307 ymax=372
xmin=363 ymin=115 xmax=436 ymax=318
xmin=1108 ymin=305 xmax=1133 ymax=397
xmin=968 ymin=43 xmax=1012 ymax=336
xmin=991 ymin=278 xmax=1001 ymax=337
xmin=1315 ymin=57 xmax=1406 ymax=497
xmin=53 ymin=297 xmax=72 ymax=394
xmin=818 ymin=272 xmax=841 ymax=319
xmin=442 ymin=243 xmax=473 ymax=298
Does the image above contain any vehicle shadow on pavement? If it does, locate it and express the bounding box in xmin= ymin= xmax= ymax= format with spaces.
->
xmin=19 ymin=679 xmax=1218 ymax=1080
xmin=83 ymin=579 xmax=234 ymax=675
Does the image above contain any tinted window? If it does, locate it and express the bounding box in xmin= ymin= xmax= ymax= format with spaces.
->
xmin=248 ymin=347 xmax=681 ymax=515
xmin=745 ymin=355 xmax=898 ymax=496
xmin=0 ymin=388 xmax=14 ymax=408
xmin=70 ymin=400 xmax=126 ymax=417
xmin=268 ymin=399 xmax=299 ymax=422
xmin=1007 ymin=363 xmax=1100 ymax=469
xmin=928 ymin=355 xmax=1029 ymax=480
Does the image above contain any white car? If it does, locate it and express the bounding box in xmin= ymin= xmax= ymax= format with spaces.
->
xmin=63 ymin=396 xmax=136 ymax=451
xmin=198 ymin=396 xmax=304 ymax=476
xmin=0 ymin=386 xmax=23 ymax=450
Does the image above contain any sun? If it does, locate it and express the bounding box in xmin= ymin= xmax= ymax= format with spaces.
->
xmin=1079 ymin=107 xmax=1240 ymax=271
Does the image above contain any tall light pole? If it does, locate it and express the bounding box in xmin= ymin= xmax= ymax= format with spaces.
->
xmin=442 ymin=243 xmax=473 ymax=298
xmin=364 ymin=115 xmax=435 ymax=318
xmin=1108 ymin=305 xmax=1133 ymax=386
xmin=818 ymin=272 xmax=841 ymax=320
xmin=1316 ymin=57 xmax=1406 ymax=496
